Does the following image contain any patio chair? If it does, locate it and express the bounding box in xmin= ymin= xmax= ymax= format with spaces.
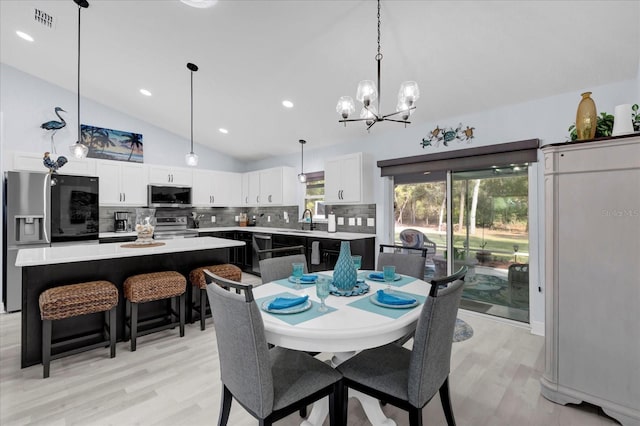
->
xmin=507 ymin=263 xmax=529 ymax=306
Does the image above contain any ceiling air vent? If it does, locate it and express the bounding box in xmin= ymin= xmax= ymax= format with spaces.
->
xmin=34 ymin=8 xmax=54 ymax=29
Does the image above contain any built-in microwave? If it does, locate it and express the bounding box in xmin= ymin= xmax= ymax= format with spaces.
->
xmin=148 ymin=185 xmax=192 ymax=208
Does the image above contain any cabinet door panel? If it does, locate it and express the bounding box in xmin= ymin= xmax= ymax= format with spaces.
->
xmin=260 ymin=168 xmax=282 ymax=205
xmin=339 ymin=154 xmax=362 ymax=202
xmin=120 ymin=164 xmax=147 ymax=206
xmin=192 ymin=170 xmax=214 ymax=206
xmin=324 ymin=158 xmax=342 ymax=203
xmin=96 ymin=161 xmax=122 ymax=205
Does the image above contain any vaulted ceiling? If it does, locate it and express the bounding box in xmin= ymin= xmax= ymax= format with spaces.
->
xmin=1 ymin=0 xmax=638 ymax=161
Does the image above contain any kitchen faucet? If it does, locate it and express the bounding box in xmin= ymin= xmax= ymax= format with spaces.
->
xmin=301 ymin=209 xmax=315 ymax=230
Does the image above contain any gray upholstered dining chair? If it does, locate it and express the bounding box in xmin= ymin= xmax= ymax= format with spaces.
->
xmin=259 ymin=253 xmax=308 ymax=284
xmin=203 ymin=270 xmax=342 ymax=426
xmin=337 ymin=266 xmax=467 ymax=426
xmin=376 ymin=251 xmax=426 ymax=280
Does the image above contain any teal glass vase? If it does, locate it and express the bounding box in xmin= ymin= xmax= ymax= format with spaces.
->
xmin=332 ymin=241 xmax=356 ymax=290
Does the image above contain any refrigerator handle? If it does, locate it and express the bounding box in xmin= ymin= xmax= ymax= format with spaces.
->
xmin=43 ymin=173 xmax=50 ymax=244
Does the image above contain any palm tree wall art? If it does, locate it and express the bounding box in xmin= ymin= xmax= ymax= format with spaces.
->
xmin=80 ymin=124 xmax=143 ymax=162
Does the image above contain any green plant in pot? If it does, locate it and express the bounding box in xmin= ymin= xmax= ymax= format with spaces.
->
xmin=632 ymin=104 xmax=640 ymax=132
xmin=568 ymin=111 xmax=615 ymax=141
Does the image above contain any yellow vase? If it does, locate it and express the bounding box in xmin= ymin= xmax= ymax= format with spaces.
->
xmin=576 ymin=92 xmax=597 ymax=140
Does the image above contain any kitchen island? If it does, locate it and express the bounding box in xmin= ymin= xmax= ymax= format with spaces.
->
xmin=16 ymin=237 xmax=244 ymax=368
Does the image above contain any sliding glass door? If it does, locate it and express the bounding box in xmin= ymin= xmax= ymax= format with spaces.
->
xmin=394 ymin=165 xmax=530 ymax=323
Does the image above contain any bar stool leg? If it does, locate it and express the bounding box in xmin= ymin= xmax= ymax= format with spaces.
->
xmin=109 ymin=307 xmax=117 ymax=358
xmin=42 ymin=319 xmax=52 ymax=379
xmin=199 ymin=288 xmax=206 ymax=331
xmin=131 ymin=302 xmax=138 ymax=352
xmin=179 ymin=293 xmax=185 ymax=337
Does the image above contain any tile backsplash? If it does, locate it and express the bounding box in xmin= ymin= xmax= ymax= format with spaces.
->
xmin=99 ymin=204 xmax=376 ymax=234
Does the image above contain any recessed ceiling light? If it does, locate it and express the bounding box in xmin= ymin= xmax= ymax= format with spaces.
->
xmin=282 ymin=100 xmax=294 ymax=108
xmin=16 ymin=31 xmax=34 ymax=42
xmin=180 ymin=0 xmax=218 ymax=8
xmin=139 ymin=89 xmax=152 ymax=96
xmin=219 ymin=128 xmax=228 ymax=134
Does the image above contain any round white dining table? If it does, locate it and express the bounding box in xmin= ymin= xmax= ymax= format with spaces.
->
xmin=252 ymin=271 xmax=432 ymax=426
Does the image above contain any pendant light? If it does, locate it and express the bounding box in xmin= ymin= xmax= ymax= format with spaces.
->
xmin=336 ymin=0 xmax=419 ymax=131
xmin=69 ymin=0 xmax=89 ymax=159
xmin=185 ymin=62 xmax=199 ymax=166
xmin=298 ymin=139 xmax=307 ymax=183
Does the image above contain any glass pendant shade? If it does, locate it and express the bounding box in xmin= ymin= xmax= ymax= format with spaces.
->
xmin=69 ymin=141 xmax=88 ymax=159
xmin=356 ymin=80 xmax=377 ymax=106
xmin=396 ymin=98 xmax=413 ymax=120
xmin=185 ymin=152 xmax=198 ymax=166
xmin=298 ymin=173 xmax=307 ymax=183
xmin=398 ymin=81 xmax=420 ymax=106
xmin=336 ymin=96 xmax=355 ymax=119
xmin=360 ymin=105 xmax=377 ymax=126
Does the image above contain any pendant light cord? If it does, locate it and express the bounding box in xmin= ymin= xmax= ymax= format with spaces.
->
xmin=190 ymin=68 xmax=194 ymax=154
xmin=77 ymin=4 xmax=81 ymax=144
xmin=376 ymin=0 xmax=382 ymax=115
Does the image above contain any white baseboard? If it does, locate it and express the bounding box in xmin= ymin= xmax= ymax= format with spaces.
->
xmin=530 ymin=320 xmax=544 ymax=336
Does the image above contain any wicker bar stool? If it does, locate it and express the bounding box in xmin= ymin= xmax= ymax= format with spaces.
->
xmin=39 ymin=280 xmax=118 ymax=379
xmin=189 ymin=264 xmax=242 ymax=330
xmin=124 ymin=271 xmax=186 ymax=351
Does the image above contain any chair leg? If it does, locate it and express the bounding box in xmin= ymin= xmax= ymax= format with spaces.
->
xmin=42 ymin=319 xmax=52 ymax=379
xmin=439 ymin=377 xmax=456 ymax=426
xmin=328 ymin=381 xmax=341 ymax=426
xmin=200 ymin=288 xmax=206 ymax=331
xmin=299 ymin=407 xmax=307 ymax=418
xmin=109 ymin=307 xmax=117 ymax=358
xmin=124 ymin=299 xmax=131 ymax=341
xmin=218 ymin=385 xmax=233 ymax=426
xmin=179 ymin=293 xmax=185 ymax=337
xmin=130 ymin=302 xmax=138 ymax=352
xmin=341 ymin=383 xmax=349 ymax=426
xmin=408 ymin=406 xmax=423 ymax=426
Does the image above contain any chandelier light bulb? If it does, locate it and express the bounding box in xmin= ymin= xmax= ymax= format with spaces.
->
xmin=336 ymin=96 xmax=355 ymax=119
xmin=396 ymin=99 xmax=413 ymax=121
xmin=356 ymin=80 xmax=377 ymax=106
xmin=360 ymin=105 xmax=377 ymax=126
xmin=399 ymin=81 xmax=420 ymax=105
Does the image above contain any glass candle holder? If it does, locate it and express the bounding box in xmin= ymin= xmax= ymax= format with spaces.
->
xmin=135 ymin=208 xmax=156 ymax=244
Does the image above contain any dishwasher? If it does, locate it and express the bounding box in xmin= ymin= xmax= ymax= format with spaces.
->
xmin=252 ymin=234 xmax=272 ymax=275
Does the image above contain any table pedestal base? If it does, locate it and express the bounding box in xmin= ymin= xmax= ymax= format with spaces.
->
xmin=300 ymin=352 xmax=397 ymax=426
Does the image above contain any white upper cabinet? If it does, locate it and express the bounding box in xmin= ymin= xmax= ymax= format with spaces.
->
xmin=324 ymin=152 xmax=370 ymax=203
xmin=96 ymin=160 xmax=147 ymax=206
xmin=193 ymin=170 xmax=241 ymax=206
xmin=148 ymin=166 xmax=192 ymax=186
xmin=242 ymin=167 xmax=296 ymax=206
xmin=7 ymin=151 xmax=96 ymax=176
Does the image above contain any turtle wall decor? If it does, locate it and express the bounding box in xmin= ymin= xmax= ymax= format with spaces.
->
xmin=421 ymin=123 xmax=475 ymax=148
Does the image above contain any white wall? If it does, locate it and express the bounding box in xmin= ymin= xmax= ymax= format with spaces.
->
xmin=0 ymin=64 xmax=245 ymax=172
xmin=245 ymin=77 xmax=639 ymax=333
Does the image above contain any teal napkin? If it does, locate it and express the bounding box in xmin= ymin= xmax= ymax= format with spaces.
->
xmin=268 ymin=295 xmax=309 ymax=310
xmin=369 ymin=272 xmax=385 ymax=280
xmin=300 ymin=274 xmax=318 ymax=282
xmin=376 ymin=290 xmax=416 ymax=305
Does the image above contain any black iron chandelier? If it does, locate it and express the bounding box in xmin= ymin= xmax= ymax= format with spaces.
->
xmin=336 ymin=0 xmax=419 ymax=131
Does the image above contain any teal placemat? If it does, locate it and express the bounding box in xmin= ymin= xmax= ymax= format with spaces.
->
xmin=347 ymin=290 xmax=427 ymax=319
xmin=361 ymin=271 xmax=418 ymax=287
xmin=256 ymin=292 xmax=336 ymax=325
xmin=273 ymin=273 xmax=332 ymax=290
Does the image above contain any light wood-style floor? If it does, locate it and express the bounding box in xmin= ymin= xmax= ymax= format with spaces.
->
xmin=0 ymin=273 xmax=619 ymax=426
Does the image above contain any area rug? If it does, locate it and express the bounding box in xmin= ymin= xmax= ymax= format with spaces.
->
xmin=453 ymin=318 xmax=474 ymax=342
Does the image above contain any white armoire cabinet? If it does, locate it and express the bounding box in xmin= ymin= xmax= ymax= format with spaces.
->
xmin=540 ymin=136 xmax=640 ymax=426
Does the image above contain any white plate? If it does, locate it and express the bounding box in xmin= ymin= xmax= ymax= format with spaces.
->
xmin=369 ymin=293 xmax=418 ymax=309
xmin=261 ymin=298 xmax=312 ymax=314
xmin=367 ymin=273 xmax=402 ymax=282
xmin=288 ymin=275 xmax=318 ymax=284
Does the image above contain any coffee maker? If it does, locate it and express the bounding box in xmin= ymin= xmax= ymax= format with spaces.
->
xmin=114 ymin=211 xmax=129 ymax=233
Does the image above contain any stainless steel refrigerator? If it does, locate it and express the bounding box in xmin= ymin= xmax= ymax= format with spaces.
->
xmin=2 ymin=171 xmax=99 ymax=312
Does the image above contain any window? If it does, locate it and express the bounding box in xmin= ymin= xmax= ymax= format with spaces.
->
xmin=303 ymin=171 xmax=325 ymax=219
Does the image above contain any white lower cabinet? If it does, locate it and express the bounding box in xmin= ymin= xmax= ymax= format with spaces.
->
xmin=193 ymin=170 xmax=241 ymax=206
xmin=96 ymin=161 xmax=147 ymax=206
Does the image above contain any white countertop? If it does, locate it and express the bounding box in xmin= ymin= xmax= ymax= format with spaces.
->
xmin=15 ymin=237 xmax=245 ymax=267
xmin=196 ymin=226 xmax=377 ymax=240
